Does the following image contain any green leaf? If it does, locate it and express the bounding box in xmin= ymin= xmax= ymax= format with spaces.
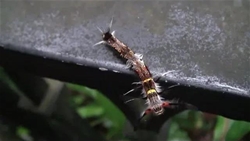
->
xmin=77 ymin=104 xmax=104 ymax=118
xmin=172 ymin=111 xmax=199 ymax=130
xmin=213 ymin=116 xmax=227 ymax=141
xmin=16 ymin=126 xmax=30 ymax=136
xmin=93 ymin=91 xmax=125 ymax=139
xmin=67 ymin=83 xmax=98 ymax=98
xmin=67 ymin=83 xmax=126 ymax=139
xmin=0 ymin=68 xmax=20 ymax=93
xmin=226 ymin=120 xmax=250 ymax=141
xmin=168 ymin=121 xmax=190 ymax=141
xmin=71 ymin=95 xmax=85 ymax=106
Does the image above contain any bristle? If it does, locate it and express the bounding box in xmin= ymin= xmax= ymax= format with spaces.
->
xmin=167 ymin=84 xmax=180 ymax=89
xmin=161 ymin=70 xmax=179 ymax=77
xmin=145 ymin=99 xmax=150 ymax=105
xmin=132 ymin=81 xmax=141 ymax=85
xmin=125 ymin=60 xmax=133 ymax=68
xmin=96 ymin=26 xmax=103 ymax=34
xmin=135 ymin=53 xmax=143 ymax=60
xmin=124 ymin=98 xmax=137 ymax=104
xmin=93 ymin=41 xmax=106 ymax=47
xmin=170 ymin=98 xmax=180 ymax=103
xmin=123 ymin=88 xmax=135 ymax=96
xmin=159 ymin=95 xmax=164 ymax=100
xmin=108 ymin=16 xmax=114 ymax=32
xmin=111 ymin=30 xmax=115 ymax=36
xmin=155 ymin=82 xmax=162 ymax=93
xmin=141 ymin=88 xmax=146 ymax=96
xmin=140 ymin=109 xmax=147 ymax=118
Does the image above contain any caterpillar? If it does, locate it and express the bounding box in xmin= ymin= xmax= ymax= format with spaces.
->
xmin=94 ymin=18 xmax=185 ymax=118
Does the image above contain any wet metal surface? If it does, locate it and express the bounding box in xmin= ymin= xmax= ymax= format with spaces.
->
xmin=1 ymin=1 xmax=249 ymax=94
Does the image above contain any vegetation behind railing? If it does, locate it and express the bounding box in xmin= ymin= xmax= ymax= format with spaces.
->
xmin=0 ymin=67 xmax=250 ymax=141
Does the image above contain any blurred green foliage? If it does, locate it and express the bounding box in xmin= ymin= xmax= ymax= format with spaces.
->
xmin=16 ymin=126 xmax=33 ymax=141
xmin=66 ymin=83 xmax=250 ymax=141
xmin=67 ymin=84 xmax=126 ymax=140
xmin=16 ymin=126 xmax=30 ymax=137
xmin=0 ymin=67 xmax=22 ymax=95
xmin=225 ymin=120 xmax=250 ymax=140
xmin=0 ymin=67 xmax=250 ymax=141
xmin=169 ymin=110 xmax=250 ymax=141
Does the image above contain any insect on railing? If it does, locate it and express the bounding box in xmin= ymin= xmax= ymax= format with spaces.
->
xmin=94 ymin=18 xmax=195 ymax=122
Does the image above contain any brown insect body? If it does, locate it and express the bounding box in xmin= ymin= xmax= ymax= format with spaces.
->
xmin=102 ymin=32 xmax=136 ymax=61
xmin=95 ymin=21 xmax=171 ymax=117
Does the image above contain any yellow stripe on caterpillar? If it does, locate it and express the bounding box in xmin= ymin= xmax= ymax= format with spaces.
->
xmin=143 ymin=78 xmax=153 ymax=83
xmin=147 ymin=89 xmax=156 ymax=95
